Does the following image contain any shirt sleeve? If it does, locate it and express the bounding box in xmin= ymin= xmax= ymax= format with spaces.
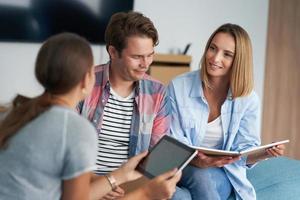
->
xmin=61 ymin=113 xmax=97 ymax=180
xmin=231 ymin=92 xmax=261 ymax=169
xmin=150 ymin=86 xmax=172 ymax=147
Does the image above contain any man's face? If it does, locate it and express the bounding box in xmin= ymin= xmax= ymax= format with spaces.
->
xmin=110 ymin=36 xmax=154 ymax=82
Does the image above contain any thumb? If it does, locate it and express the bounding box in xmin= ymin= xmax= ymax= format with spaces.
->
xmin=197 ymin=151 xmax=207 ymax=158
xmin=171 ymin=170 xmax=182 ymax=183
xmin=129 ymin=151 xmax=148 ymax=163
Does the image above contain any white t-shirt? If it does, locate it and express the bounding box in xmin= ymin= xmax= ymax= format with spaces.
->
xmin=202 ymin=116 xmax=224 ymax=149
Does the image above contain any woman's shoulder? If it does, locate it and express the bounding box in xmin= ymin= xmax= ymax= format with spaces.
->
xmin=235 ymin=90 xmax=260 ymax=108
xmin=50 ymin=106 xmax=96 ymax=134
xmin=170 ymin=70 xmax=200 ymax=87
xmin=243 ymin=91 xmax=259 ymax=102
xmin=173 ymin=70 xmax=199 ymax=81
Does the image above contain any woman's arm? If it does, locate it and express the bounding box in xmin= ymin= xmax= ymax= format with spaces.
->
xmin=120 ymin=169 xmax=181 ymax=200
xmin=62 ymin=172 xmax=91 ymax=200
xmin=89 ymin=151 xmax=148 ymax=200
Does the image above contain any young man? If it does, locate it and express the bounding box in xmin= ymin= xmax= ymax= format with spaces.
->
xmin=78 ymin=11 xmax=172 ymax=198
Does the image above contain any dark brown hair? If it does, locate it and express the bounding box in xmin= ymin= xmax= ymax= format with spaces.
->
xmin=0 ymin=32 xmax=93 ymax=148
xmin=104 ymin=11 xmax=158 ymax=55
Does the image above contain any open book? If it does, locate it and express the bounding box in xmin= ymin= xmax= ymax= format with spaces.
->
xmin=190 ymin=140 xmax=289 ymax=157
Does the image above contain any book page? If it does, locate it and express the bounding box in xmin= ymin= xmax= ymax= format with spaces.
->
xmin=190 ymin=139 xmax=289 ymax=157
xmin=240 ymin=140 xmax=289 ymax=156
xmin=190 ymin=146 xmax=240 ymax=156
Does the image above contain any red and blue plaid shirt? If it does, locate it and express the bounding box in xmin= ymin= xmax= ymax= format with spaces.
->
xmin=78 ymin=63 xmax=171 ymax=157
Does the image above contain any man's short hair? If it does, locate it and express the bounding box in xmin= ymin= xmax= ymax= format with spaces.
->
xmin=104 ymin=11 xmax=158 ymax=54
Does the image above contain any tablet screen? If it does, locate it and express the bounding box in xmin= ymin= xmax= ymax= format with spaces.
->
xmin=137 ymin=135 xmax=196 ymax=178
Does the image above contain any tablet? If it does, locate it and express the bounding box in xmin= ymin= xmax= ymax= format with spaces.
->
xmin=137 ymin=135 xmax=197 ymax=179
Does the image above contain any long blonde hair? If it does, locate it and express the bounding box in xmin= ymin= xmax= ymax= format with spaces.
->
xmin=200 ymin=23 xmax=254 ymax=98
xmin=0 ymin=33 xmax=93 ymax=148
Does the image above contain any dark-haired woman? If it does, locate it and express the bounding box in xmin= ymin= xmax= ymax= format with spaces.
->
xmin=0 ymin=33 xmax=181 ymax=200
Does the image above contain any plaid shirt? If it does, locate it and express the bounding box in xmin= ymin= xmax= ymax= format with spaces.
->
xmin=78 ymin=63 xmax=171 ymax=157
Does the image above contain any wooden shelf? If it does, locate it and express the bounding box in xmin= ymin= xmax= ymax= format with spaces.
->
xmin=149 ymin=53 xmax=191 ymax=85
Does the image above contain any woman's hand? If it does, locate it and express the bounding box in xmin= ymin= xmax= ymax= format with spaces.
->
xmin=191 ymin=151 xmax=240 ymax=168
xmin=100 ymin=186 xmax=124 ymax=200
xmin=247 ymin=144 xmax=286 ymax=165
xmin=111 ymin=151 xmax=148 ymax=185
xmin=99 ymin=152 xmax=148 ymax=200
xmin=141 ymin=168 xmax=182 ymax=200
xmin=265 ymin=144 xmax=285 ymax=157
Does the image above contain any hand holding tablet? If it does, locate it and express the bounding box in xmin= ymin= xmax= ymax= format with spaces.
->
xmin=137 ymin=135 xmax=197 ymax=178
xmin=136 ymin=135 xmax=289 ymax=179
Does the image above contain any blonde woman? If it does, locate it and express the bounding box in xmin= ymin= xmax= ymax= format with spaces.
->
xmin=169 ymin=24 xmax=285 ymax=200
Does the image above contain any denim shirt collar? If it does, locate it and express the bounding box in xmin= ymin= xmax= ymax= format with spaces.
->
xmin=189 ymin=70 xmax=203 ymax=98
xmin=189 ymin=70 xmax=233 ymax=101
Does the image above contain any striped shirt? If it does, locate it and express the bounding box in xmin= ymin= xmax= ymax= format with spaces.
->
xmin=95 ymin=89 xmax=134 ymax=173
xmin=78 ymin=63 xmax=171 ymax=174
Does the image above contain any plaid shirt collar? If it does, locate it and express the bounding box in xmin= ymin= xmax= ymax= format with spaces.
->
xmin=101 ymin=62 xmax=140 ymax=97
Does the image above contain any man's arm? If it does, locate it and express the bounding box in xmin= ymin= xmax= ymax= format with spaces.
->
xmin=150 ymin=87 xmax=171 ymax=147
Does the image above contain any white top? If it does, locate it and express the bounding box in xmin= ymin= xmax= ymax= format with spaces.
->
xmin=201 ymin=116 xmax=223 ymax=149
xmin=95 ymin=88 xmax=135 ymax=174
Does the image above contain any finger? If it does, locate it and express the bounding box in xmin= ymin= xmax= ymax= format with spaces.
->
xmin=215 ymin=158 xmax=235 ymax=167
xmin=275 ymin=144 xmax=285 ymax=150
xmin=113 ymin=186 xmax=125 ymax=195
xmin=266 ymin=148 xmax=280 ymax=157
xmin=170 ymin=170 xmax=182 ymax=183
xmin=101 ymin=195 xmax=113 ymax=200
xmin=197 ymin=151 xmax=208 ymax=158
xmin=265 ymin=148 xmax=274 ymax=156
xmin=130 ymin=151 xmax=148 ymax=163
xmin=105 ymin=191 xmax=124 ymax=199
xmin=273 ymin=146 xmax=285 ymax=153
xmin=210 ymin=155 xmax=232 ymax=161
xmin=272 ymin=147 xmax=284 ymax=155
xmin=215 ymin=160 xmax=225 ymax=167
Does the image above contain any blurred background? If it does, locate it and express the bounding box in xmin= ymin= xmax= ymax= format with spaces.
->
xmin=0 ymin=0 xmax=299 ymax=159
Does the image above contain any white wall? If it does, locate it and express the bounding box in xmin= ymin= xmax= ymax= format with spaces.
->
xmin=0 ymin=42 xmax=108 ymax=103
xmin=134 ymin=0 xmax=269 ymax=100
xmin=0 ymin=0 xmax=268 ymax=114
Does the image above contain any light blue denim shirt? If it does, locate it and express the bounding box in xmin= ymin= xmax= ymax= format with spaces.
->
xmin=168 ymin=70 xmax=261 ymax=200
